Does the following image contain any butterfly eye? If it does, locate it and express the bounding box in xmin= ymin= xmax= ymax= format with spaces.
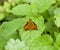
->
xmin=24 ymin=19 xmax=38 ymax=31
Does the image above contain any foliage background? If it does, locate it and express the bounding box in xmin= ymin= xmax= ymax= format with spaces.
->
xmin=0 ymin=0 xmax=60 ymax=50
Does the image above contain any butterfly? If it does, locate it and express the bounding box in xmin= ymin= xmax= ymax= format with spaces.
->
xmin=24 ymin=19 xmax=38 ymax=31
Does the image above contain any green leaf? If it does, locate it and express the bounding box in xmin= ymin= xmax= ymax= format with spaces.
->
xmin=37 ymin=0 xmax=55 ymax=13
xmin=23 ymin=0 xmax=55 ymax=13
xmin=8 ymin=0 xmax=20 ymax=6
xmin=11 ymin=4 xmax=31 ymax=15
xmin=0 ymin=18 xmax=22 ymax=50
xmin=45 ymin=17 xmax=55 ymax=33
xmin=54 ymin=8 xmax=60 ymax=27
xmin=0 ymin=13 xmax=4 ymax=21
xmin=22 ymin=0 xmax=34 ymax=3
xmin=0 ymin=18 xmax=22 ymax=39
xmin=54 ymin=32 xmax=60 ymax=38
xmin=0 ymin=6 xmax=3 ymax=13
xmin=11 ymin=0 xmax=55 ymax=16
xmin=30 ymin=45 xmax=57 ymax=50
xmin=28 ymin=35 xmax=53 ymax=46
xmin=28 ymin=35 xmax=57 ymax=50
xmin=54 ymin=33 xmax=60 ymax=50
xmin=48 ymin=5 xmax=57 ymax=16
xmin=18 ymin=15 xmax=45 ymax=44
xmin=3 ymin=1 xmax=11 ymax=12
xmin=8 ymin=31 xmax=20 ymax=39
xmin=0 ymin=31 xmax=20 ymax=50
xmin=54 ymin=8 xmax=60 ymax=15
xmin=5 ymin=39 xmax=29 ymax=50
xmin=55 ymin=33 xmax=60 ymax=47
xmin=0 ymin=37 xmax=7 ymax=50
xmin=54 ymin=15 xmax=60 ymax=27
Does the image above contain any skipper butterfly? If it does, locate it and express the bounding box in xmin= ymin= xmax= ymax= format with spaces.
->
xmin=24 ymin=19 xmax=38 ymax=31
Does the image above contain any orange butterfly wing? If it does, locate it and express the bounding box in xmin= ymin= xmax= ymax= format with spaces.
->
xmin=24 ymin=19 xmax=37 ymax=31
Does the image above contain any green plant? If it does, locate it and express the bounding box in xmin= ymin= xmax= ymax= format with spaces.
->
xmin=0 ymin=0 xmax=60 ymax=50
